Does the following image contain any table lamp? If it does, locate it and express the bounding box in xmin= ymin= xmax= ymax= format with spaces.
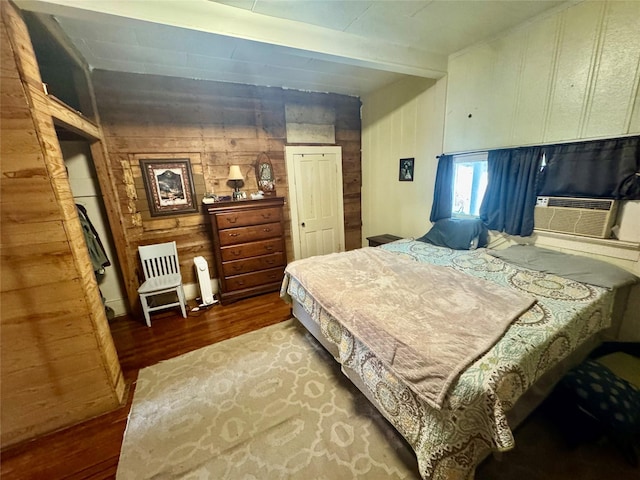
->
xmin=227 ymin=165 xmax=244 ymax=200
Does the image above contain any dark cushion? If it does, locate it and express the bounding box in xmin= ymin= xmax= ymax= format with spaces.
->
xmin=416 ymin=218 xmax=488 ymax=250
xmin=561 ymin=359 xmax=640 ymax=435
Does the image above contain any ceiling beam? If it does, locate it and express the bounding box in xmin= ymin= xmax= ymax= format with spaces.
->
xmin=15 ymin=0 xmax=447 ymax=79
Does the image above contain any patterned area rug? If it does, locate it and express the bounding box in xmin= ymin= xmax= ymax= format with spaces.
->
xmin=116 ymin=319 xmax=420 ymax=479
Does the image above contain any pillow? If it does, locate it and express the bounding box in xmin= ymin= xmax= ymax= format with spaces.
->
xmin=487 ymin=245 xmax=639 ymax=289
xmin=560 ymin=359 xmax=640 ymax=435
xmin=416 ymin=218 xmax=488 ymax=250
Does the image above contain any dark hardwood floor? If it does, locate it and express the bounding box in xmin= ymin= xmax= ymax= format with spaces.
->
xmin=1 ymin=291 xmax=637 ymax=479
xmin=0 ymin=292 xmax=292 ymax=480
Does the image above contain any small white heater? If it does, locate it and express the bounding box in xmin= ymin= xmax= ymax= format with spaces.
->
xmin=193 ymin=256 xmax=215 ymax=305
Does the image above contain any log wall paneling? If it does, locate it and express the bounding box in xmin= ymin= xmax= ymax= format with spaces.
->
xmin=1 ymin=2 xmax=124 ymax=448
xmin=92 ymin=70 xmax=362 ymax=308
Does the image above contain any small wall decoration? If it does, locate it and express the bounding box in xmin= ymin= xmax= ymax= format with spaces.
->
xmin=399 ymin=158 xmax=414 ymax=182
xmin=140 ymin=158 xmax=198 ymax=216
xmin=255 ymin=152 xmax=276 ymax=196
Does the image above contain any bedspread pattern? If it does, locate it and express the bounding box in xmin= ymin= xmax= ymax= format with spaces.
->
xmin=283 ymin=247 xmax=536 ymax=409
xmin=281 ymin=240 xmax=614 ymax=480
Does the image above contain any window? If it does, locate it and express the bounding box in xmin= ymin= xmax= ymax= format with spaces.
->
xmin=452 ymin=153 xmax=488 ymax=217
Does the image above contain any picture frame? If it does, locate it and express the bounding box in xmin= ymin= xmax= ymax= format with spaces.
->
xmin=255 ymin=152 xmax=276 ymax=196
xmin=399 ymin=158 xmax=414 ymax=182
xmin=233 ymin=190 xmax=247 ymax=201
xmin=139 ymin=158 xmax=198 ymax=216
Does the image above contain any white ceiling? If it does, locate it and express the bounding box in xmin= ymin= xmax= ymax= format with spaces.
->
xmin=17 ymin=0 xmax=568 ymax=97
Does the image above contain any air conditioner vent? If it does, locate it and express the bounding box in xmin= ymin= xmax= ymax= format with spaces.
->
xmin=546 ymin=197 xmax=614 ymax=211
xmin=534 ymin=196 xmax=618 ymax=238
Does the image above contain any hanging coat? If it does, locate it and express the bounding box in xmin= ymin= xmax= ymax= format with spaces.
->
xmin=77 ymin=204 xmax=110 ymax=273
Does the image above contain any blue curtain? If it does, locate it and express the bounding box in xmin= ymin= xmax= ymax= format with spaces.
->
xmin=480 ymin=147 xmax=542 ymax=236
xmin=538 ymin=135 xmax=640 ymax=199
xmin=429 ymin=155 xmax=454 ymax=223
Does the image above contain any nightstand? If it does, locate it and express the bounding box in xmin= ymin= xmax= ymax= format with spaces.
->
xmin=366 ymin=234 xmax=402 ymax=247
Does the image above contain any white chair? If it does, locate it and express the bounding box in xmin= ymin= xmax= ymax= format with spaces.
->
xmin=137 ymin=241 xmax=187 ymax=327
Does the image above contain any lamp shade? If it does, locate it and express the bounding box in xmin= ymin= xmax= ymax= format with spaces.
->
xmin=228 ymin=165 xmax=243 ymax=181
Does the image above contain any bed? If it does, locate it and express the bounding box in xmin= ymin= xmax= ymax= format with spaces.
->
xmin=280 ymin=238 xmax=636 ymax=480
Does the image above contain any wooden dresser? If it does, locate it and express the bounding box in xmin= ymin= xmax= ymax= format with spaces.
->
xmin=206 ymin=197 xmax=287 ymax=304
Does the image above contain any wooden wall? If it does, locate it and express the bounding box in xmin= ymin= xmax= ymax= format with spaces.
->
xmin=91 ymin=71 xmax=362 ymax=310
xmin=0 ymin=2 xmax=124 ymax=448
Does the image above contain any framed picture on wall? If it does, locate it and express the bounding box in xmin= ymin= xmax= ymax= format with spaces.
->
xmin=399 ymin=158 xmax=414 ymax=182
xmin=139 ymin=158 xmax=198 ymax=216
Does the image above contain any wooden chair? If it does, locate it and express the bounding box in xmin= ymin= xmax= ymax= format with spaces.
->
xmin=137 ymin=241 xmax=187 ymax=326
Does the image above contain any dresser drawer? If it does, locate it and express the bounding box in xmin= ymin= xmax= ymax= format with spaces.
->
xmin=218 ymin=222 xmax=282 ymax=247
xmin=224 ymin=267 xmax=285 ymax=292
xmin=222 ymin=253 xmax=285 ymax=276
xmin=216 ymin=207 xmax=282 ymax=229
xmin=220 ymin=238 xmax=284 ymax=262
xmin=207 ymin=197 xmax=286 ymax=304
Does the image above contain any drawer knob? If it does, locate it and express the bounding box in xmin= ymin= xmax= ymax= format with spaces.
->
xmin=229 ymin=233 xmax=240 ymax=237
xmin=261 ymin=213 xmax=272 ymax=219
xmin=226 ymin=216 xmax=238 ymax=224
xmin=231 ymin=250 xmax=242 ymax=256
xmin=232 ymin=265 xmax=243 ymax=271
xmin=263 ymin=228 xmax=271 ymax=232
xmin=265 ymin=246 xmax=274 ymax=251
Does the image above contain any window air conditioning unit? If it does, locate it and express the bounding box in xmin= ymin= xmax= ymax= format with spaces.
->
xmin=534 ymin=196 xmax=618 ymax=239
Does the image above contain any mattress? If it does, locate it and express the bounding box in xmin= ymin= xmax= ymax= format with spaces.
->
xmin=281 ymin=240 xmax=617 ymax=479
